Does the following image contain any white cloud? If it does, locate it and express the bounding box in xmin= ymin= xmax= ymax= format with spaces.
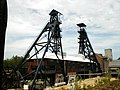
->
xmin=5 ymin=0 xmax=120 ymax=59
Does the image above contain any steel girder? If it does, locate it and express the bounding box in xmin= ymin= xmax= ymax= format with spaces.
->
xmin=77 ymin=23 xmax=101 ymax=72
xmin=7 ymin=9 xmax=67 ymax=90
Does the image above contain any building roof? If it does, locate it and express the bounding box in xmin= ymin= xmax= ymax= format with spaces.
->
xmin=32 ymin=53 xmax=91 ymax=63
xmin=109 ymin=60 xmax=120 ymax=68
xmin=95 ymin=54 xmax=104 ymax=61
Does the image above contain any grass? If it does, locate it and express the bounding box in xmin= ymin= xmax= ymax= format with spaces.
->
xmin=92 ymin=80 xmax=120 ymax=90
xmin=47 ymin=74 xmax=119 ymax=90
xmin=73 ymin=75 xmax=115 ymax=90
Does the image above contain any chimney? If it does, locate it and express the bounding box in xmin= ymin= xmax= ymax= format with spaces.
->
xmin=105 ymin=49 xmax=113 ymax=61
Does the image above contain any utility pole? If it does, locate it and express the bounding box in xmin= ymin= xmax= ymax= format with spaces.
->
xmin=0 ymin=0 xmax=7 ymax=89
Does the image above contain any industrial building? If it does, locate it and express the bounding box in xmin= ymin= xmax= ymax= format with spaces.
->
xmin=109 ymin=60 xmax=120 ymax=77
xmin=26 ymin=53 xmax=94 ymax=84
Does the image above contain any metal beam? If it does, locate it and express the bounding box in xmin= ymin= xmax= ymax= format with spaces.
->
xmin=77 ymin=23 xmax=101 ymax=72
xmin=9 ymin=9 xmax=66 ymax=90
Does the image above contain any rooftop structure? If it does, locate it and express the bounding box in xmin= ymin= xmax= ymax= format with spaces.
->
xmin=32 ymin=53 xmax=91 ymax=63
xmin=109 ymin=60 xmax=120 ymax=68
xmin=105 ymin=49 xmax=113 ymax=60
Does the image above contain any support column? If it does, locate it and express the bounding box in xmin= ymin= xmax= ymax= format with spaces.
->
xmin=0 ymin=0 xmax=7 ymax=89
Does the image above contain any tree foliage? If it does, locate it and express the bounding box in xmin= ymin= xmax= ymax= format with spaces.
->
xmin=3 ymin=55 xmax=23 ymax=68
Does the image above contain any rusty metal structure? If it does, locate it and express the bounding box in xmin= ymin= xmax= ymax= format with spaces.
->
xmin=77 ymin=23 xmax=101 ymax=72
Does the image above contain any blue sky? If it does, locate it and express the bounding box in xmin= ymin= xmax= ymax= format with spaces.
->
xmin=5 ymin=0 xmax=120 ymax=59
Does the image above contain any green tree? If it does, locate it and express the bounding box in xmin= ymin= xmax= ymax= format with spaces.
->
xmin=3 ymin=55 xmax=23 ymax=68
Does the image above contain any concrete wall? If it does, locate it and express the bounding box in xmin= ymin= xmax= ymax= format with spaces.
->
xmin=105 ymin=49 xmax=113 ymax=60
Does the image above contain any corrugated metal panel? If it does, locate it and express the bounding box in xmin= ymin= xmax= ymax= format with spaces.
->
xmin=109 ymin=60 xmax=120 ymax=67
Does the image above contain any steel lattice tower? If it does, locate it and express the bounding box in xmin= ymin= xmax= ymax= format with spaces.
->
xmin=77 ymin=23 xmax=101 ymax=72
xmin=3 ymin=9 xmax=67 ymax=90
